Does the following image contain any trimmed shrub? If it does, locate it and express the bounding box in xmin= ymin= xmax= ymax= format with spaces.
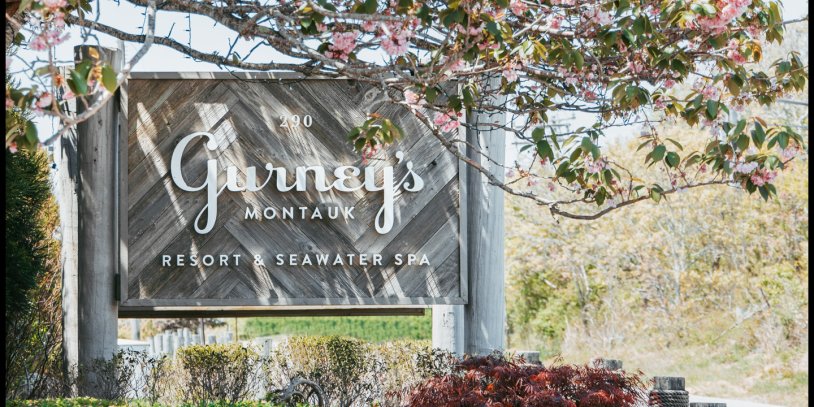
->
xmin=175 ymin=344 xmax=263 ymax=404
xmin=406 ymin=352 xmax=649 ymax=407
xmin=266 ymin=337 xmax=458 ymax=407
xmin=267 ymin=336 xmax=379 ymax=407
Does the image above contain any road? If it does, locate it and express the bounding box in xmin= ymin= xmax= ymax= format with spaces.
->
xmin=691 ymin=395 xmax=786 ymax=407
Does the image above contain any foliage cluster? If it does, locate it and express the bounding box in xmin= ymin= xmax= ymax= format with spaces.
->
xmin=5 ymin=147 xmax=63 ymax=399
xmin=406 ymin=353 xmax=649 ymax=407
xmin=7 ymin=0 xmax=809 ymax=222
xmin=266 ymin=336 xmax=457 ymax=407
xmin=506 ymin=119 xmax=808 ymax=404
xmin=174 ymin=344 xmax=264 ymax=405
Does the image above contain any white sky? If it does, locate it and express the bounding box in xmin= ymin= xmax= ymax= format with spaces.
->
xmin=10 ymin=0 xmax=809 ymax=149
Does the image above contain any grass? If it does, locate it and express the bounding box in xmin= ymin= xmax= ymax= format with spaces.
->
xmin=239 ymin=311 xmax=432 ymax=343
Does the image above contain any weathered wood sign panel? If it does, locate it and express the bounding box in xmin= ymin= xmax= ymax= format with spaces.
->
xmin=120 ymin=72 xmax=466 ymax=312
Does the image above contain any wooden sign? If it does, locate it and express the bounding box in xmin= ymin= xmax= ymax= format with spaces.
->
xmin=119 ymin=72 xmax=466 ymax=313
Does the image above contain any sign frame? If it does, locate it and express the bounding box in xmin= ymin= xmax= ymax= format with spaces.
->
xmin=116 ymin=72 xmax=468 ymax=317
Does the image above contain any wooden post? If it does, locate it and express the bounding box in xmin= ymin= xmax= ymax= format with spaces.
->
xmin=464 ymin=75 xmax=506 ymax=355
xmin=73 ymin=45 xmax=123 ymax=394
xmin=431 ymin=305 xmax=464 ymax=354
xmin=54 ymin=93 xmax=79 ymax=395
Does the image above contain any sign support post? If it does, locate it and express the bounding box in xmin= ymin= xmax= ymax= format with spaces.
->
xmin=433 ymin=76 xmax=506 ymax=355
xmin=73 ymin=45 xmax=123 ymax=394
xmin=464 ymin=75 xmax=507 ymax=355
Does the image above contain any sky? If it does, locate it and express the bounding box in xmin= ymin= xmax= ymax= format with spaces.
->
xmin=9 ymin=0 xmax=809 ymax=157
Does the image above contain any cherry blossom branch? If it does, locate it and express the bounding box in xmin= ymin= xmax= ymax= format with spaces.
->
xmin=41 ymin=0 xmax=157 ymax=146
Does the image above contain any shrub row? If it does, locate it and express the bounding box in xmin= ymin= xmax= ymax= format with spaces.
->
xmin=10 ymin=337 xmax=650 ymax=407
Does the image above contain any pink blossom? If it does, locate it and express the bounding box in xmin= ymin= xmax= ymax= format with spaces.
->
xmin=654 ymin=99 xmax=666 ymax=109
xmin=434 ymin=110 xmax=460 ymax=133
xmin=699 ymin=163 xmax=707 ymax=173
xmin=701 ymin=85 xmax=720 ymax=100
xmin=626 ymin=60 xmax=645 ymax=75
xmin=510 ymin=0 xmax=528 ymax=16
xmin=584 ymin=8 xmax=613 ymax=26
xmin=361 ymin=20 xmax=377 ymax=32
xmin=6 ymin=97 xmax=13 ymax=109
xmin=781 ymin=147 xmax=797 ymax=159
xmin=53 ymin=12 xmax=66 ymax=29
xmin=42 ymin=0 xmax=67 ymax=9
xmin=448 ymin=59 xmax=466 ymax=72
xmin=750 ymin=168 xmax=777 ymax=186
xmin=547 ymin=182 xmax=556 ymax=192
xmin=585 ymin=157 xmax=608 ymax=174
xmin=546 ymin=15 xmax=563 ymax=30
xmin=361 ymin=142 xmax=381 ymax=164
xmin=664 ymin=78 xmax=675 ymax=89
xmin=404 ymin=89 xmax=421 ymax=105
xmin=746 ymin=25 xmax=762 ymax=38
xmin=45 ymin=29 xmax=69 ymax=46
xmin=9 ymin=142 xmax=18 ymax=153
xmin=467 ymin=23 xmax=484 ymax=36
xmin=316 ymin=23 xmax=327 ymax=32
xmin=379 ymin=22 xmax=412 ymax=56
xmin=62 ymin=89 xmax=75 ymax=100
xmin=727 ymin=48 xmax=746 ymax=64
xmin=733 ymin=161 xmax=758 ymax=174
xmin=30 ymin=35 xmax=48 ymax=51
xmin=328 ymin=30 xmax=359 ymax=61
xmin=503 ymin=62 xmax=520 ymax=82
xmin=36 ymin=92 xmax=53 ymax=108
xmin=506 ymin=168 xmax=516 ymax=178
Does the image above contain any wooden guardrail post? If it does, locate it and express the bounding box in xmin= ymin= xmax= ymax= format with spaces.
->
xmin=649 ymin=376 xmax=690 ymax=407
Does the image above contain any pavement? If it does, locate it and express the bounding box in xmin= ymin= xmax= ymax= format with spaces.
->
xmin=691 ymin=395 xmax=786 ymax=407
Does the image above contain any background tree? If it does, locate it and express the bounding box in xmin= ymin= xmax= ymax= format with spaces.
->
xmin=504 ymin=21 xmax=808 ymax=405
xmin=5 ymin=0 xmax=809 ymax=221
xmin=5 ymin=145 xmax=64 ymax=398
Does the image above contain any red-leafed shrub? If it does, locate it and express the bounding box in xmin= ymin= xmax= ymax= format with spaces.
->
xmin=405 ymin=353 xmax=648 ymax=407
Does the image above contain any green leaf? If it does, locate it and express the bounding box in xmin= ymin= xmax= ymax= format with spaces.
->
xmin=758 ymin=185 xmax=769 ymax=201
xmin=532 ymin=127 xmax=545 ymax=142
xmin=706 ymin=100 xmax=719 ymax=119
xmin=736 ymin=133 xmax=750 ymax=151
xmin=733 ymin=119 xmax=746 ymax=136
xmin=486 ymin=22 xmax=502 ymax=42
xmin=665 ymin=152 xmax=680 ymax=168
xmin=363 ymin=0 xmax=377 ymax=13
xmin=69 ymin=70 xmax=88 ymax=95
xmin=665 ymin=138 xmax=683 ymax=150
xmin=25 ymin=120 xmax=38 ymax=144
xmin=651 ymin=145 xmax=666 ymax=161
xmin=778 ymin=132 xmax=789 ymax=149
xmin=751 ymin=123 xmax=766 ymax=147
xmin=536 ymin=139 xmax=554 ymax=161
xmin=650 ymin=188 xmax=662 ymax=203
xmin=102 ymin=65 xmax=118 ymax=93
xmin=74 ymin=60 xmax=93 ymax=80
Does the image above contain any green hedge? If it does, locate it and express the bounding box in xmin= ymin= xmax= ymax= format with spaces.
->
xmin=241 ymin=313 xmax=432 ymax=342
